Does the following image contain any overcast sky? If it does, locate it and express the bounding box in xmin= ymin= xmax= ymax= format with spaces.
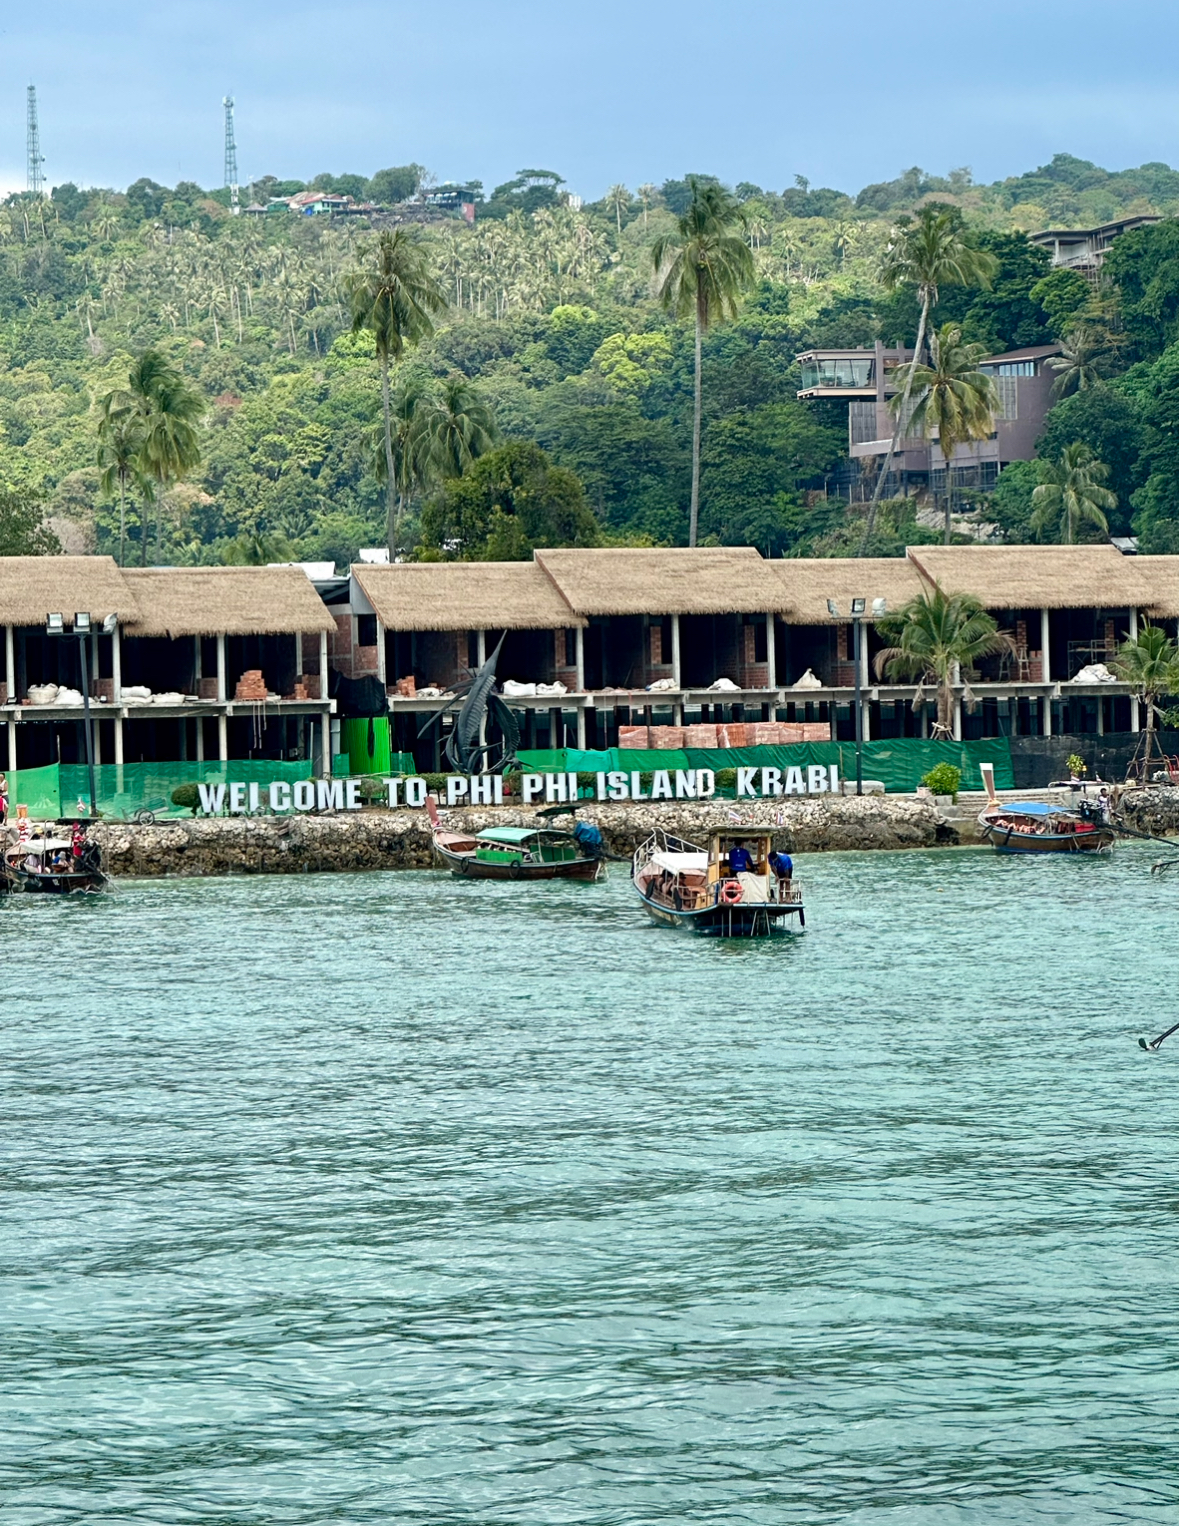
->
xmin=0 ymin=0 xmax=1175 ymax=200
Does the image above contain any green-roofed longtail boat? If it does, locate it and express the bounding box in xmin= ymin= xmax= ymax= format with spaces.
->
xmin=426 ymin=797 xmax=604 ymax=881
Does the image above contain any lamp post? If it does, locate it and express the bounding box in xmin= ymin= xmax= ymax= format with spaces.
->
xmin=47 ymin=611 xmax=115 ymax=818
xmin=827 ymin=596 xmax=888 ymax=796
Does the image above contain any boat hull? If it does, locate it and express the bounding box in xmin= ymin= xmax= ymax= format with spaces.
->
xmin=980 ymin=824 xmax=1113 ymax=854
xmin=2 ymin=869 xmax=109 ymax=894
xmin=433 ymin=840 xmax=602 ymax=881
xmin=636 ymin=888 xmax=804 ymax=936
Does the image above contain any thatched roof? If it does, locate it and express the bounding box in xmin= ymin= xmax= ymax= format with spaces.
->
xmin=771 ymin=557 xmax=923 ymax=623
xmin=906 ymin=545 xmax=1145 ymax=610
xmin=353 ymin=562 xmax=585 ymax=630
xmin=0 ymin=556 xmax=136 ymax=629
xmin=1127 ymin=556 xmax=1179 ymax=618
xmin=122 ymin=567 xmax=335 ymax=638
xmin=534 ymin=547 xmax=789 ymax=615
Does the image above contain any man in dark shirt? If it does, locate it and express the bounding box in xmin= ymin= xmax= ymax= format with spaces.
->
xmin=769 ymin=850 xmax=793 ymax=880
xmin=728 ymin=842 xmax=754 ymax=875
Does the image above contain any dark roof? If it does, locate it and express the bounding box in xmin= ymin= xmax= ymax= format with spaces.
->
xmin=980 ymin=344 xmax=1063 ymax=365
xmin=1029 ymin=215 xmax=1161 ymax=242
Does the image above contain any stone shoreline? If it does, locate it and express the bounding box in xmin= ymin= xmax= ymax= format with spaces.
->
xmin=90 ymin=795 xmax=955 ymax=879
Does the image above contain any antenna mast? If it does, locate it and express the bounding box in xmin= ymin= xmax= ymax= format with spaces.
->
xmin=26 ymin=85 xmax=45 ymax=197
xmin=223 ymin=94 xmax=239 ymax=214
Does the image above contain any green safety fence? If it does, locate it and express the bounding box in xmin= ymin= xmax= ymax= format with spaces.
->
xmin=516 ymin=737 xmax=1014 ymax=793
xmin=10 ymin=759 xmax=317 ymax=821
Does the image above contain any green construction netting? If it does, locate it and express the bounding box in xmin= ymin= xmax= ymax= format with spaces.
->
xmin=516 ymin=737 xmax=1014 ymax=793
xmin=342 ymin=716 xmax=392 ymax=776
xmin=10 ymin=760 xmax=316 ymax=821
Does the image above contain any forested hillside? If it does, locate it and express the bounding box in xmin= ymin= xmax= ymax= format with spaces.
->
xmin=4 ymin=151 xmax=1179 ymax=564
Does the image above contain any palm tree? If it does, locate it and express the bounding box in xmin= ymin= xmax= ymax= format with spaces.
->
xmin=1048 ymin=325 xmax=1113 ymax=397
xmin=1111 ymin=624 xmax=1179 ymax=776
xmin=637 ymin=184 xmax=657 ymax=228
xmin=875 ymin=580 xmax=1015 ymax=738
xmin=859 ymin=206 xmax=998 ymax=552
xmin=368 ymin=374 xmax=437 ymax=545
xmin=1030 ymin=442 xmax=1117 ymax=544
xmin=95 ymin=396 xmax=150 ymax=567
xmin=347 ymin=230 xmax=447 ymax=558
xmin=898 ymin=323 xmax=999 ymax=544
xmin=126 ymin=350 xmax=204 ymax=563
xmin=651 ymin=177 xmax=754 ymax=546
xmin=424 ymin=376 xmax=497 ymax=480
xmin=605 ymin=184 xmax=630 ymax=237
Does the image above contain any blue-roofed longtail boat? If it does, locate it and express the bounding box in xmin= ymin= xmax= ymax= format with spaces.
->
xmin=426 ymin=797 xmax=604 ymax=881
xmin=977 ymin=762 xmax=1114 ymax=855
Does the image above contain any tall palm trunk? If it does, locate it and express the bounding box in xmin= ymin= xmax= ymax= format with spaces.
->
xmin=689 ymin=295 xmax=703 ymax=548
xmin=140 ymin=496 xmax=149 ymax=567
xmin=117 ymin=474 xmax=126 ymax=568
xmin=380 ymin=353 xmax=398 ymax=558
xmin=942 ymin=448 xmax=953 ymax=545
xmin=858 ymin=290 xmax=931 ymax=555
xmin=936 ymin=678 xmax=953 ymax=737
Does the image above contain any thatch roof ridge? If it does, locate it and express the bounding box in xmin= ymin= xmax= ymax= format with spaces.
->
xmin=0 ymin=555 xmax=137 ymax=629
xmin=906 ymin=544 xmax=1145 ymax=610
xmin=533 ymin=546 xmax=789 ymax=615
xmin=352 ymin=561 xmax=585 ymax=631
xmin=122 ymin=566 xmax=335 ymax=637
xmin=1126 ymin=554 xmax=1179 ymax=618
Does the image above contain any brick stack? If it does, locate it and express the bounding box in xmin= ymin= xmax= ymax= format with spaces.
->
xmin=747 ymin=721 xmax=784 ymax=746
xmin=394 ymin=675 xmax=416 ymax=697
xmin=716 ymin=722 xmax=749 ymax=748
xmin=286 ymin=680 xmax=309 ymax=701
xmin=684 ymin=723 xmax=719 ymax=748
xmin=618 ymin=725 xmax=650 ymax=749
xmin=650 ymin=727 xmax=685 ymax=749
xmin=234 ymin=670 xmax=268 ymax=701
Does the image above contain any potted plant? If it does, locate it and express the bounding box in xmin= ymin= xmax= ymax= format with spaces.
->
xmin=919 ymin=761 xmax=962 ymax=804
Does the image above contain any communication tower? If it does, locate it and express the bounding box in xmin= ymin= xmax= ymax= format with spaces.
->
xmin=26 ymin=85 xmax=45 ymax=197
xmin=223 ymin=94 xmax=240 ymax=214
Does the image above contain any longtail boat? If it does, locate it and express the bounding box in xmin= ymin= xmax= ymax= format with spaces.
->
xmin=2 ymin=822 xmax=109 ymax=894
xmin=427 ymin=797 xmax=604 ymax=881
xmin=976 ymin=762 xmax=1114 ymax=855
xmin=632 ymin=826 xmax=804 ymax=937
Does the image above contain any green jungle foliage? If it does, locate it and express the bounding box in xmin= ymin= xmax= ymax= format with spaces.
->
xmin=6 ymin=152 xmax=1179 ymax=564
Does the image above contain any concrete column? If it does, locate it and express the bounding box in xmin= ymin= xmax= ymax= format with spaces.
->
xmin=111 ymin=625 xmax=122 ymax=702
xmin=218 ymin=712 xmax=229 ymax=761
xmin=93 ymin=716 xmax=102 ymax=766
xmin=860 ymin=626 xmax=870 ymax=688
xmin=216 ymin=634 xmax=227 ymax=702
xmin=7 ymin=718 xmax=16 ymax=770
xmin=319 ymin=630 xmax=328 ymax=698
xmin=576 ymin=705 xmax=587 ymax=749
xmin=195 ymin=716 xmax=205 ymax=762
xmin=574 ymin=626 xmax=584 ymax=691
xmin=377 ymin=620 xmax=387 ymax=686
xmin=4 ymin=624 xmax=12 ymax=703
xmin=476 ymin=628 xmax=487 ymax=668
xmin=671 ymin=613 xmax=682 ymax=689
xmin=953 ymin=696 xmax=963 ymax=741
xmin=114 ymin=715 xmax=124 ymax=766
xmin=1129 ymin=607 xmax=1140 ymax=731
xmin=194 ymin=635 xmax=202 ymax=687
xmin=550 ymin=706 xmax=562 ymax=749
xmin=1042 ymin=695 xmax=1052 ymax=738
xmin=1040 ymin=608 xmax=1051 ymax=684
xmin=765 ymin=612 xmax=776 ymax=690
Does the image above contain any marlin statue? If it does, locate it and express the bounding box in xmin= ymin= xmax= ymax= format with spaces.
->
xmin=416 ymin=632 xmax=521 ymax=773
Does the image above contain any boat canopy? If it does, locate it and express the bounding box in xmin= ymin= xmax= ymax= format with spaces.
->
xmin=1002 ymin=801 xmax=1073 ymax=817
xmin=651 ymin=851 xmax=708 ymax=874
xmin=475 ymin=826 xmax=562 ymax=845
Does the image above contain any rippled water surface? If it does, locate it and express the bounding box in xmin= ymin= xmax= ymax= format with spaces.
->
xmin=4 ymin=847 xmax=1179 ymax=1523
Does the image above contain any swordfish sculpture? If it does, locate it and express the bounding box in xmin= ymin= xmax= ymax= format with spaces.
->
xmin=416 ymin=632 xmax=521 ymax=774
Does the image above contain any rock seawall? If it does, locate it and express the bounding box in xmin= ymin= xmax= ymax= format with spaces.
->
xmin=91 ymin=795 xmax=947 ymax=879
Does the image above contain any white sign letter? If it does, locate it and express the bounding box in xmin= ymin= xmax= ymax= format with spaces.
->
xmin=346 ymin=779 xmax=362 ymax=810
xmin=651 ymin=769 xmax=672 ymax=799
xmin=198 ymin=783 xmax=226 ymax=815
xmin=761 ymin=767 xmax=782 ymax=797
xmin=269 ymin=781 xmax=291 ymax=811
xmin=316 ymin=779 xmax=344 ymax=811
xmin=447 ymin=776 xmax=469 ymax=805
xmin=675 ymin=769 xmax=697 ymax=799
xmin=385 ymin=778 xmax=401 ymax=808
xmin=294 ymin=780 xmax=316 ymax=811
xmin=696 ymin=769 xmax=715 ymax=798
xmin=404 ymin=777 xmax=426 ymax=808
xmin=736 ymin=767 xmax=758 ymax=797
xmin=522 ymin=774 xmax=544 ymax=803
xmin=606 ymin=770 xmax=629 ymax=801
xmin=807 ymin=764 xmax=828 ymax=795
xmin=784 ymin=766 xmax=806 ymax=795
xmin=229 ymin=782 xmax=247 ymax=814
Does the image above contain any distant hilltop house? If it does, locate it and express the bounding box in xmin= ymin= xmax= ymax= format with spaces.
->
xmin=251 ymin=188 xmax=478 ymax=225
xmin=1028 ymin=213 xmax=1161 ymax=284
xmin=796 ymin=341 xmax=1062 ymax=501
xmin=254 ymin=190 xmax=381 ymax=218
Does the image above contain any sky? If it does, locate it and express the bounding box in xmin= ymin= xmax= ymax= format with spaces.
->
xmin=0 ymin=0 xmax=1175 ymax=202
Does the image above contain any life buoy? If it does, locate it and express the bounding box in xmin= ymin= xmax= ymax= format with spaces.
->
xmin=509 ymin=859 xmax=524 ymax=880
xmin=720 ymin=878 xmax=743 ymax=905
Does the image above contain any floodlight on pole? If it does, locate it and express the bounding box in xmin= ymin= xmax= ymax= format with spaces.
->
xmin=46 ymin=612 xmax=64 ymax=635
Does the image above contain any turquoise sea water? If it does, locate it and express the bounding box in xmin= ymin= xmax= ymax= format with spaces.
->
xmin=3 ymin=848 xmax=1179 ymax=1523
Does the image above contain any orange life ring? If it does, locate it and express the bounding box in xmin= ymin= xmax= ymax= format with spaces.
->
xmin=720 ymin=878 xmax=743 ymax=905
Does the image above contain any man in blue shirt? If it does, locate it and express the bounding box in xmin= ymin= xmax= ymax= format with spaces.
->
xmin=728 ymin=841 xmax=754 ymax=875
xmin=769 ymin=850 xmax=793 ymax=880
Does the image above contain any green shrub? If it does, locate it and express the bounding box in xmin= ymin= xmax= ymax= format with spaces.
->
xmin=920 ymin=762 xmax=962 ymax=800
xmin=355 ymin=774 xmax=388 ymax=804
xmin=715 ymin=767 xmax=738 ymax=797
xmin=1066 ymin=753 xmax=1087 ymax=778
xmin=423 ymin=772 xmax=449 ymax=793
xmin=170 ymin=782 xmax=201 ymax=815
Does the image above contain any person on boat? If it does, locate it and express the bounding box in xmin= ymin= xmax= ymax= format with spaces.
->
xmin=1097 ymin=788 xmax=1111 ymax=823
xmin=728 ymin=841 xmax=754 ymax=875
xmin=769 ymin=850 xmax=793 ymax=881
xmin=0 ymin=774 xmax=7 ymax=827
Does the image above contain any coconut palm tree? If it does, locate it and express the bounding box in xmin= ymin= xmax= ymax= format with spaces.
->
xmin=1030 ymin=442 xmax=1118 ymax=544
xmin=347 ymin=230 xmax=447 ymax=558
xmin=1047 ymin=325 xmax=1114 ymax=397
xmin=605 ymin=184 xmax=630 ymax=237
xmin=1111 ymin=624 xmax=1179 ymax=776
xmin=424 ymin=376 xmax=497 ymax=480
xmin=651 ymin=177 xmax=754 ymax=546
xmin=859 ymin=206 xmax=998 ymax=553
xmin=637 ymin=184 xmax=658 ymax=228
xmin=368 ymin=374 xmax=437 ymax=546
xmin=125 ymin=350 xmax=204 ymax=563
xmin=95 ymin=394 xmax=150 ymax=567
xmin=898 ymin=323 xmax=999 ymax=544
xmin=875 ymin=580 xmax=1015 ymax=738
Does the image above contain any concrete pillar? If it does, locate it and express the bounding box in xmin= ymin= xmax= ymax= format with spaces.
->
xmin=953 ymin=696 xmax=963 ymax=741
xmin=319 ymin=630 xmax=328 ymax=697
xmin=111 ymin=625 xmax=122 ymax=702
xmin=1042 ymin=695 xmax=1052 ymax=738
xmin=550 ymin=706 xmax=562 ymax=750
xmin=93 ymin=716 xmax=102 ymax=766
xmin=114 ymin=715 xmax=124 ymax=766
xmin=196 ymin=716 xmax=205 ymax=762
xmin=670 ymin=613 xmax=682 ymax=689
xmin=218 ymin=713 xmax=228 ymax=761
xmin=476 ymin=628 xmax=486 ymax=668
xmin=1040 ymin=608 xmax=1051 ymax=685
xmin=1097 ymin=698 xmax=1105 ymax=737
xmin=216 ymin=634 xmax=227 ymax=702
xmin=194 ymin=635 xmax=202 ymax=687
xmin=377 ymin=619 xmax=387 ymax=686
xmin=4 ymin=624 xmax=12 ymax=703
xmin=1129 ymin=607 xmax=1140 ymax=731
xmin=765 ymin=612 xmax=776 ymax=690
xmin=7 ymin=718 xmax=16 ymax=770
xmin=574 ymin=626 xmax=584 ymax=691
xmin=576 ymin=706 xmax=587 ymax=749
